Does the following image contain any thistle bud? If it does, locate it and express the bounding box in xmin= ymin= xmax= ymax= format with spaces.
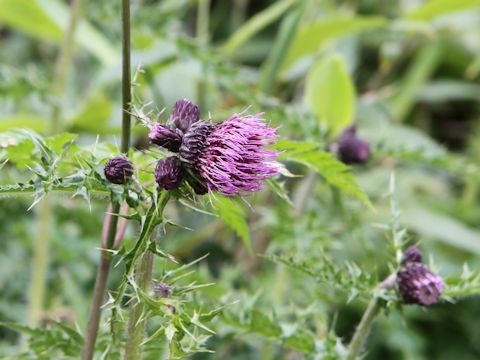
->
xmin=153 ymin=282 xmax=172 ymax=298
xmin=402 ymin=246 xmax=423 ymax=264
xmin=148 ymin=124 xmax=182 ymax=152
xmin=104 ymin=157 xmax=134 ymax=184
xmin=397 ymin=263 xmax=444 ymax=306
xmin=170 ymin=98 xmax=200 ymax=133
xmin=337 ymin=126 xmax=371 ymax=164
xmin=155 ymin=157 xmax=183 ymax=190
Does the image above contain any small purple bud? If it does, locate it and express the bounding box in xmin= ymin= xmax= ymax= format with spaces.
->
xmin=104 ymin=157 xmax=134 ymax=184
xmin=153 ymin=282 xmax=172 ymax=298
xmin=170 ymin=98 xmax=200 ymax=133
xmin=402 ymin=246 xmax=423 ymax=264
xmin=397 ymin=263 xmax=444 ymax=306
xmin=148 ymin=124 xmax=182 ymax=152
xmin=155 ymin=157 xmax=183 ymax=190
xmin=337 ymin=126 xmax=371 ymax=164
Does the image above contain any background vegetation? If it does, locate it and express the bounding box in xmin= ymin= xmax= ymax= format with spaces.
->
xmin=1 ymin=0 xmax=480 ymax=359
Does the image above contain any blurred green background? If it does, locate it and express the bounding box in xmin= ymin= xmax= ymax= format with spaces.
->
xmin=1 ymin=0 xmax=480 ymax=359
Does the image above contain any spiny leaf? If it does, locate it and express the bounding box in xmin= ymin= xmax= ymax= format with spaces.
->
xmin=287 ymin=150 xmax=373 ymax=210
xmin=212 ymin=195 xmax=252 ymax=254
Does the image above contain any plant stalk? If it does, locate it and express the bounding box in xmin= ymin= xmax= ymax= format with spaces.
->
xmin=346 ymin=296 xmax=382 ymax=360
xmin=27 ymin=0 xmax=84 ymax=327
xmin=124 ymin=192 xmax=170 ymax=359
xmin=82 ymin=0 xmax=132 ymax=358
xmin=124 ymin=251 xmax=154 ymax=360
xmin=346 ymin=275 xmax=394 ymax=360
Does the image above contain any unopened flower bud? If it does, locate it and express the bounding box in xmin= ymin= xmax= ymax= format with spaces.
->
xmin=402 ymin=246 xmax=423 ymax=264
xmin=155 ymin=157 xmax=183 ymax=190
xmin=153 ymin=282 xmax=172 ymax=298
xmin=337 ymin=126 xmax=371 ymax=164
xmin=170 ymin=98 xmax=200 ymax=133
xmin=148 ymin=124 xmax=182 ymax=152
xmin=397 ymin=263 xmax=444 ymax=306
xmin=104 ymin=157 xmax=134 ymax=184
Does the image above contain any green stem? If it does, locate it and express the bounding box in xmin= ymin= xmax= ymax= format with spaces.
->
xmin=124 ymin=192 xmax=170 ymax=359
xmin=27 ymin=196 xmax=51 ymax=325
xmin=82 ymin=0 xmax=132 ymax=358
xmin=196 ymin=0 xmax=210 ymax=111
xmin=124 ymin=251 xmax=154 ymax=360
xmin=122 ymin=0 xmax=132 ymax=153
xmin=346 ymin=297 xmax=382 ymax=360
xmin=346 ymin=275 xmax=395 ymax=360
xmin=27 ymin=0 xmax=84 ymax=327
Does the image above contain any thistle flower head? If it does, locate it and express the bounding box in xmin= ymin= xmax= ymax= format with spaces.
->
xmin=337 ymin=125 xmax=371 ymax=164
xmin=170 ymin=98 xmax=200 ymax=133
xmin=148 ymin=124 xmax=182 ymax=152
xmin=155 ymin=157 xmax=183 ymax=190
xmin=397 ymin=263 xmax=444 ymax=306
xmin=402 ymin=246 xmax=423 ymax=264
xmin=104 ymin=157 xmax=134 ymax=184
xmin=180 ymin=112 xmax=279 ymax=196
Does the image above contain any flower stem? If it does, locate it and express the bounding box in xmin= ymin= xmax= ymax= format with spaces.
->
xmin=121 ymin=0 xmax=132 ymax=153
xmin=346 ymin=275 xmax=395 ymax=360
xmin=346 ymin=296 xmax=382 ymax=360
xmin=82 ymin=0 xmax=132 ymax=358
xmin=124 ymin=251 xmax=154 ymax=360
xmin=27 ymin=0 xmax=83 ymax=327
xmin=124 ymin=192 xmax=170 ymax=359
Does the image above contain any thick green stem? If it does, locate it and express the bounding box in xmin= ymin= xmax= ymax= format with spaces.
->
xmin=82 ymin=0 xmax=132 ymax=358
xmin=346 ymin=297 xmax=382 ymax=360
xmin=124 ymin=192 xmax=170 ymax=359
xmin=27 ymin=0 xmax=83 ymax=327
xmin=124 ymin=251 xmax=154 ymax=360
xmin=346 ymin=275 xmax=395 ymax=359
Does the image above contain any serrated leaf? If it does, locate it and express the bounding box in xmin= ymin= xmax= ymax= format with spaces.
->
xmin=287 ymin=150 xmax=373 ymax=209
xmin=45 ymin=133 xmax=77 ymax=154
xmin=250 ymin=310 xmax=282 ymax=338
xmin=6 ymin=138 xmax=35 ymax=170
xmin=305 ymin=53 xmax=355 ymax=137
xmin=212 ymin=196 xmax=252 ymax=254
xmin=283 ymin=328 xmax=315 ymax=353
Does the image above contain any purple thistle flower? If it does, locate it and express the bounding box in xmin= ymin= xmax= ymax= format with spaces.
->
xmin=170 ymin=98 xmax=200 ymax=133
xmin=155 ymin=157 xmax=183 ymax=190
xmin=104 ymin=157 xmax=134 ymax=184
xmin=180 ymin=112 xmax=279 ymax=196
xmin=337 ymin=126 xmax=371 ymax=164
xmin=148 ymin=124 xmax=182 ymax=152
xmin=397 ymin=263 xmax=444 ymax=306
xmin=402 ymin=246 xmax=423 ymax=264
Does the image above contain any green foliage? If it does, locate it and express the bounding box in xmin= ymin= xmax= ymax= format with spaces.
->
xmin=304 ymin=53 xmax=355 ymax=137
xmin=211 ymin=195 xmax=252 ymax=254
xmin=1 ymin=1 xmax=480 ymax=359
xmin=283 ymin=16 xmax=386 ymax=70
